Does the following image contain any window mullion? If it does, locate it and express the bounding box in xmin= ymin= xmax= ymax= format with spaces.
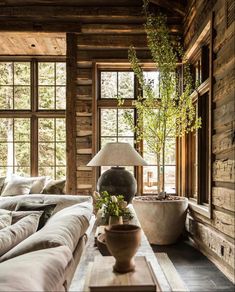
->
xmin=31 ymin=60 xmax=38 ymax=176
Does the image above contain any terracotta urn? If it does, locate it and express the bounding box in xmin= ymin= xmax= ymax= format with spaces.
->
xmin=105 ymin=224 xmax=141 ymax=273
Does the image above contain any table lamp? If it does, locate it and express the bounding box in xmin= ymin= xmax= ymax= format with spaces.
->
xmin=87 ymin=142 xmax=148 ymax=203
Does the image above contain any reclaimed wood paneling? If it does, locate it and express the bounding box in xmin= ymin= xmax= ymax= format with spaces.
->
xmin=212 ymin=187 xmax=235 ymax=212
xmin=185 ymin=0 xmax=235 ymax=282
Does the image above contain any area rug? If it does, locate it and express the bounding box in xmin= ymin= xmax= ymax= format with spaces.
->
xmin=155 ymin=253 xmax=189 ymax=292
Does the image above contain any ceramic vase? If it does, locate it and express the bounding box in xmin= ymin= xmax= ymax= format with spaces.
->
xmin=105 ymin=224 xmax=141 ymax=273
xmin=108 ymin=215 xmax=123 ymax=226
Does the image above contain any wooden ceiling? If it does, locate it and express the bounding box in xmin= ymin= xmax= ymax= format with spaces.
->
xmin=0 ymin=0 xmax=185 ymax=56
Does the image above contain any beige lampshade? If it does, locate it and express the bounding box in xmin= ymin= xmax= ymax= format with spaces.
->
xmin=87 ymin=142 xmax=148 ymax=166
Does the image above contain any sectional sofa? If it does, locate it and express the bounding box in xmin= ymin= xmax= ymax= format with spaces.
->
xmin=0 ymin=194 xmax=93 ymax=291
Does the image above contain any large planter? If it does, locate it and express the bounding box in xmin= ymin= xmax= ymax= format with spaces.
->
xmin=133 ymin=196 xmax=188 ymax=245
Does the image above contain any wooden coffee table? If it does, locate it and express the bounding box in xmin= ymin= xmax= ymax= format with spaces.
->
xmin=69 ymin=206 xmax=171 ymax=292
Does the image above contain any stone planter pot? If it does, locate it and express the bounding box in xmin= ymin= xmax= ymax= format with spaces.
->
xmin=133 ymin=196 xmax=188 ymax=245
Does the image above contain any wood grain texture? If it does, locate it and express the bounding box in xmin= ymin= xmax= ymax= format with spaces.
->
xmin=212 ymin=187 xmax=235 ymax=212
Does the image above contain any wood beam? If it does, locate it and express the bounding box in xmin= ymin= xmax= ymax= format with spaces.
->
xmin=149 ymin=0 xmax=185 ymax=16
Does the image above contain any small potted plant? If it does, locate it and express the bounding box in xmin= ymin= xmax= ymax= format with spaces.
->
xmin=94 ymin=191 xmax=133 ymax=226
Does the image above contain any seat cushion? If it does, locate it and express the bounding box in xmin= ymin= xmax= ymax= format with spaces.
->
xmin=0 ymin=246 xmax=72 ymax=292
xmin=0 ymin=201 xmax=93 ymax=262
xmin=0 ymin=213 xmax=41 ymax=257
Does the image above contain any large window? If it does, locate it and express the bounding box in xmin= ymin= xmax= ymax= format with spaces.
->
xmin=98 ymin=69 xmax=176 ymax=194
xmin=0 ymin=60 xmax=66 ymax=178
xmin=185 ymin=19 xmax=212 ymax=216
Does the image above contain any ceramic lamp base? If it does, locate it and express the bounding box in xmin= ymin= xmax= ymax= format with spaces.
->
xmin=97 ymin=167 xmax=137 ymax=204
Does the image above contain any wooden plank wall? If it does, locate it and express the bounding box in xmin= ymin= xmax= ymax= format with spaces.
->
xmin=184 ymin=0 xmax=235 ymax=282
xmin=74 ymin=17 xmax=151 ymax=195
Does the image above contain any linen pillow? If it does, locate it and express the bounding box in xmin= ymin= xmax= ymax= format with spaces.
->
xmin=15 ymin=202 xmax=57 ymax=230
xmin=0 ymin=246 xmax=72 ymax=292
xmin=11 ymin=210 xmax=43 ymax=225
xmin=0 ymin=201 xmax=92 ymax=262
xmin=0 ymin=214 xmax=12 ymax=230
xmin=42 ymin=179 xmax=66 ymax=194
xmin=1 ymin=177 xmax=34 ymax=197
xmin=30 ymin=176 xmax=48 ymax=194
xmin=0 ymin=213 xmax=41 ymax=256
xmin=0 ymin=177 xmax=6 ymax=194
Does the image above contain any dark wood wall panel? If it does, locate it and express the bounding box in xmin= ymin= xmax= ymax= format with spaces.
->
xmin=184 ymin=0 xmax=235 ymax=283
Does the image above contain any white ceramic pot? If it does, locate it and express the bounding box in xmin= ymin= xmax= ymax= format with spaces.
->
xmin=133 ymin=196 xmax=188 ymax=245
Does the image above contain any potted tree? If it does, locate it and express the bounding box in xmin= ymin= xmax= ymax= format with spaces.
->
xmin=118 ymin=1 xmax=201 ymax=244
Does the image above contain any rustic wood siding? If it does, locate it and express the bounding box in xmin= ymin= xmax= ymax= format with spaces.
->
xmin=184 ymin=0 xmax=235 ymax=283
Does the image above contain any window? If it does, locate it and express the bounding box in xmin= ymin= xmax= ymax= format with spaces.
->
xmin=0 ymin=60 xmax=66 ymax=179
xmin=185 ymin=19 xmax=212 ymax=216
xmin=98 ymin=69 xmax=176 ymax=194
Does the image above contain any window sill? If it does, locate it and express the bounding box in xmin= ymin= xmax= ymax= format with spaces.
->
xmin=188 ymin=199 xmax=211 ymax=219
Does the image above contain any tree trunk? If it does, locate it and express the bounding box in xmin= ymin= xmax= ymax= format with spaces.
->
xmin=162 ymin=140 xmax=165 ymax=193
xmin=157 ymin=153 xmax=161 ymax=194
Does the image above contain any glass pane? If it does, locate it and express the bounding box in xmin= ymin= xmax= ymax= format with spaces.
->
xmin=143 ymin=165 xmax=158 ymax=194
xmin=143 ymin=71 xmax=160 ymax=98
xmin=15 ymin=143 xmax=30 ymax=166
xmin=100 ymin=137 xmax=116 ymax=148
xmin=165 ymin=139 xmax=176 ymax=165
xmin=14 ymin=62 xmax=30 ymax=85
xmin=0 ymin=86 xmax=13 ymax=109
xmin=101 ymin=72 xmax=117 ymax=99
xmin=118 ymin=72 xmax=134 ymax=99
xmin=0 ymin=118 xmax=13 ymax=142
xmin=14 ymin=118 xmax=30 ymax=142
xmin=38 ymin=143 xmax=54 ymax=166
xmin=100 ymin=109 xmax=117 ymax=136
xmin=143 ymin=141 xmax=157 ymax=165
xmin=56 ymin=119 xmax=66 ymax=141
xmin=118 ymin=109 xmax=134 ymax=136
xmin=56 ymin=63 xmax=66 ymax=85
xmin=118 ymin=137 xmax=134 ymax=146
xmin=38 ymin=118 xmax=55 ymax=142
xmin=39 ymin=166 xmax=54 ymax=178
xmin=0 ymin=62 xmax=13 ymax=85
xmin=165 ymin=166 xmax=176 ymax=193
xmin=15 ymin=166 xmax=30 ymax=176
xmin=56 ymin=143 xmax=66 ymax=165
xmin=38 ymin=62 xmax=55 ymax=85
xmin=56 ymin=86 xmax=66 ymax=109
xmin=56 ymin=167 xmax=66 ymax=179
xmin=38 ymin=86 xmax=54 ymax=109
xmin=14 ymin=86 xmax=30 ymax=109
xmin=0 ymin=143 xmax=8 ymax=165
xmin=0 ymin=166 xmax=13 ymax=177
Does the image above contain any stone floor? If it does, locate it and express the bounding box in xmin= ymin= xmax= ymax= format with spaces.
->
xmin=152 ymin=240 xmax=235 ymax=292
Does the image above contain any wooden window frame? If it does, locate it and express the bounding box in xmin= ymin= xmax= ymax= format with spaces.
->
xmin=184 ymin=16 xmax=213 ymax=218
xmin=95 ymin=63 xmax=178 ymax=195
xmin=0 ymin=57 xmax=66 ymax=178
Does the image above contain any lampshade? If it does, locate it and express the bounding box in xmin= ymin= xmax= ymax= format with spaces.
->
xmin=87 ymin=142 xmax=148 ymax=166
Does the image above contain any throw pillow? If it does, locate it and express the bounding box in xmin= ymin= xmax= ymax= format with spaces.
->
xmin=15 ymin=202 xmax=57 ymax=230
xmin=30 ymin=176 xmax=48 ymax=194
xmin=0 ymin=177 xmax=6 ymax=194
xmin=0 ymin=214 xmax=12 ymax=230
xmin=42 ymin=179 xmax=66 ymax=195
xmin=11 ymin=210 xmax=43 ymax=225
xmin=1 ymin=177 xmax=34 ymax=197
xmin=0 ymin=213 xmax=41 ymax=256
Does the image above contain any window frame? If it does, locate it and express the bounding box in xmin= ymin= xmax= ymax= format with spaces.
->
xmin=96 ymin=64 xmax=178 ymax=195
xmin=184 ymin=17 xmax=213 ymax=218
xmin=0 ymin=57 xmax=66 ymax=178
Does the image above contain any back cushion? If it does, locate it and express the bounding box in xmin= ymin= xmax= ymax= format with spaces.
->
xmin=1 ymin=177 xmax=34 ymax=197
xmin=0 ymin=246 xmax=72 ymax=292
